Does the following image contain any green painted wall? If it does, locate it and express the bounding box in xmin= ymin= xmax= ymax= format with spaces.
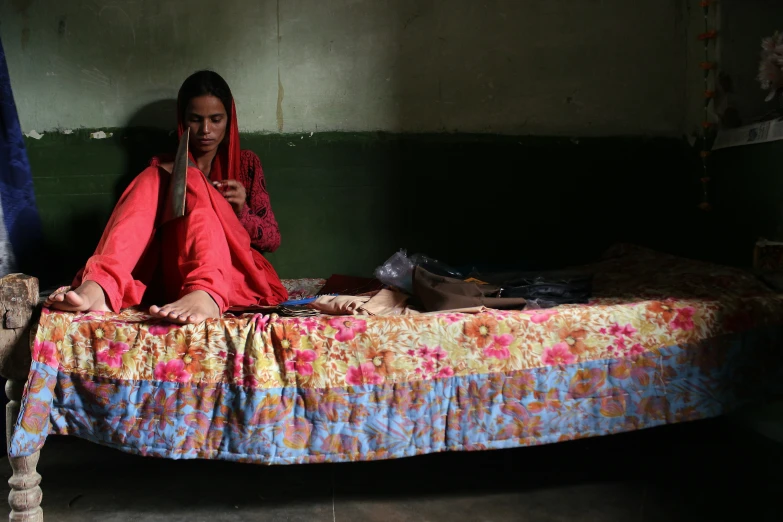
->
xmin=24 ymin=131 xmax=704 ymax=286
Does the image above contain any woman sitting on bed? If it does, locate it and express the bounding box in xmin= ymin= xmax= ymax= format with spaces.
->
xmin=45 ymin=70 xmax=288 ymax=323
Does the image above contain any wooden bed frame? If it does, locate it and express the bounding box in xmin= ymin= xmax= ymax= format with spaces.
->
xmin=1 ymin=274 xmax=42 ymax=521
xmin=2 ymin=271 xmax=782 ymax=521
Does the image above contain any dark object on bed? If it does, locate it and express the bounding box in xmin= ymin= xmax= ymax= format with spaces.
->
xmin=499 ymin=273 xmax=593 ymax=307
xmin=318 ymin=274 xmax=384 ymax=296
xmin=412 ymin=266 xmax=527 ymax=311
xmin=413 ymin=265 xmax=593 ymax=312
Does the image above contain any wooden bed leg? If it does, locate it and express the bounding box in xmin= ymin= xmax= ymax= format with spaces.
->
xmin=6 ymin=379 xmax=42 ymax=522
xmin=0 ymin=274 xmax=43 ymax=522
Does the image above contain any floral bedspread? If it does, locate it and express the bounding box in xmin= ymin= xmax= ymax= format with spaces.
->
xmin=9 ymin=246 xmax=783 ymax=463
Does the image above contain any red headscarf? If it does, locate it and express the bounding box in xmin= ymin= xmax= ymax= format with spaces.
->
xmin=176 ymin=98 xmax=241 ymax=182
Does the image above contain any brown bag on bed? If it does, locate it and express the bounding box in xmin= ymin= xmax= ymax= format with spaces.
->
xmin=413 ymin=266 xmax=527 ymax=312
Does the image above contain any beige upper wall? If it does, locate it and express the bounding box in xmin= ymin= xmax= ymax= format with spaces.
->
xmin=1 ymin=0 xmax=687 ymax=136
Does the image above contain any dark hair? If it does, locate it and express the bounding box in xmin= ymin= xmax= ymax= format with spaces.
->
xmin=177 ymin=70 xmax=233 ymax=123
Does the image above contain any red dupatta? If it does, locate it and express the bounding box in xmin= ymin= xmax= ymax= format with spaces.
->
xmin=176 ymin=99 xmax=241 ymax=183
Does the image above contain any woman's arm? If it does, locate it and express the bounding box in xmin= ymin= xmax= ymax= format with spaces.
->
xmin=238 ymin=150 xmax=281 ymax=253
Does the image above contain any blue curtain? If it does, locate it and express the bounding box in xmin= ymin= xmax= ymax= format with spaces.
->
xmin=0 ymin=35 xmax=42 ymax=276
xmin=0 ymin=35 xmax=44 ymax=455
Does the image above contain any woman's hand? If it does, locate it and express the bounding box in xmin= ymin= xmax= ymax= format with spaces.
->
xmin=214 ymin=180 xmax=246 ymax=215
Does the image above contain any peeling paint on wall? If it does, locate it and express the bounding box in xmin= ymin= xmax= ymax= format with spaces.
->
xmin=276 ymin=69 xmax=285 ymax=133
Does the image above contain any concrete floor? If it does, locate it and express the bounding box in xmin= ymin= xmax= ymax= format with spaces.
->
xmin=1 ymin=418 xmax=781 ymax=521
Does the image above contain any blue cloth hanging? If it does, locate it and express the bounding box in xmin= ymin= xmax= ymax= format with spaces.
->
xmin=0 ymin=35 xmax=42 ymax=275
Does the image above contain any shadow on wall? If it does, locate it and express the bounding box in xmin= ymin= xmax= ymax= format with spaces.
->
xmin=115 ymin=99 xmax=178 ymax=201
xmin=33 ymin=101 xmax=177 ymax=288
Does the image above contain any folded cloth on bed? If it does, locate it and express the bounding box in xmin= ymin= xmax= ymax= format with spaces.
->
xmin=413 ymin=266 xmax=528 ymax=312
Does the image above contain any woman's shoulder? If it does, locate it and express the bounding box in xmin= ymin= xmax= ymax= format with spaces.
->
xmin=239 ymin=149 xmax=264 ymax=175
xmin=240 ymin=149 xmax=261 ymax=165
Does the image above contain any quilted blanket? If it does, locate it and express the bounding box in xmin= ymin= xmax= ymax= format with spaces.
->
xmin=9 ymin=246 xmax=783 ymax=464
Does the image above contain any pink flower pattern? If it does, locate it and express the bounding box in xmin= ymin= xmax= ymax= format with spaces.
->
xmin=436 ymin=367 xmax=455 ymax=378
xmin=33 ymin=339 xmax=58 ymax=368
xmin=414 ymin=344 xmax=454 ymax=377
xmin=439 ymin=313 xmax=464 ymax=324
xmin=153 ymin=360 xmax=191 ymax=383
xmin=630 ymin=343 xmax=645 ymax=356
xmin=672 ymin=307 xmax=695 ymax=331
xmin=429 ymin=346 xmax=447 ymax=361
xmin=621 ymin=324 xmax=638 ymax=336
xmin=96 ymin=341 xmax=129 ymax=368
xmin=149 ymin=324 xmax=175 ymax=336
xmin=285 ymin=350 xmax=317 ymax=376
xmin=233 ymin=354 xmax=255 ymax=380
xmin=254 ymin=314 xmax=270 ymax=331
xmin=541 ymin=342 xmax=577 ymax=366
xmin=329 ymin=318 xmax=367 ymax=342
xmin=295 ymin=317 xmax=319 ymax=333
xmin=484 ymin=334 xmax=514 ymax=360
xmin=417 ymin=346 xmax=433 ymax=359
xmin=346 ymin=362 xmax=384 ymax=386
xmin=609 ymin=323 xmax=637 ymax=340
xmin=526 ymin=309 xmax=558 ymax=324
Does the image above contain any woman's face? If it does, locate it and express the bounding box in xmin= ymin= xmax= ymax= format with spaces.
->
xmin=185 ymin=95 xmax=228 ymax=156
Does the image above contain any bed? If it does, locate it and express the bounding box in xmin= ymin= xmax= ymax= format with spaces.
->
xmin=2 ymin=244 xmax=782 ymax=521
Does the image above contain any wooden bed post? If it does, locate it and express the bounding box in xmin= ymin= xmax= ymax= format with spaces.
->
xmin=0 ymin=274 xmax=43 ymax=522
xmin=5 ymin=380 xmax=41 ymax=522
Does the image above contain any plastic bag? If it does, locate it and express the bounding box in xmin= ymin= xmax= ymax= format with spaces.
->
xmin=374 ymin=251 xmax=463 ymax=294
xmin=374 ymin=250 xmax=416 ymax=293
xmin=409 ymin=253 xmax=464 ymax=280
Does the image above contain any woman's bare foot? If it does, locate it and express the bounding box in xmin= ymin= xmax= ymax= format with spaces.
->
xmin=44 ymin=280 xmax=111 ymax=312
xmin=149 ymin=290 xmax=220 ymax=324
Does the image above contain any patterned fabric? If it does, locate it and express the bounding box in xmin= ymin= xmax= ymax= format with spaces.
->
xmin=9 ymin=246 xmax=783 ymax=463
xmin=281 ymin=278 xmax=326 ymax=300
xmin=235 ymin=150 xmax=282 ymax=253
